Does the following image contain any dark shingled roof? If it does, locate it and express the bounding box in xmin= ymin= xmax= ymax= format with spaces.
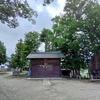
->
xmin=26 ymin=52 xmax=65 ymax=58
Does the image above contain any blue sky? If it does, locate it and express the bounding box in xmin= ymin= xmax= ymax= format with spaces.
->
xmin=0 ymin=0 xmax=100 ymax=57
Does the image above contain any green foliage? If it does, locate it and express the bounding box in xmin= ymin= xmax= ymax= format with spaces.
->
xmin=60 ymin=42 xmax=86 ymax=70
xmin=57 ymin=0 xmax=100 ymax=72
xmin=40 ymin=28 xmax=54 ymax=51
xmin=10 ymin=54 xmax=18 ymax=68
xmin=10 ymin=31 xmax=40 ymax=68
xmin=10 ymin=39 xmax=25 ymax=68
xmin=8 ymin=0 xmax=100 ymax=74
xmin=24 ymin=31 xmax=40 ymax=55
xmin=0 ymin=0 xmax=37 ymax=28
xmin=0 ymin=0 xmax=55 ymax=28
xmin=64 ymin=0 xmax=100 ymax=54
xmin=43 ymin=0 xmax=54 ymax=6
xmin=51 ymin=16 xmax=66 ymax=50
xmin=51 ymin=0 xmax=100 ymax=71
xmin=0 ymin=41 xmax=6 ymax=64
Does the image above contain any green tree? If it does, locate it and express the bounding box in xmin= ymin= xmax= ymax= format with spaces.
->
xmin=15 ymin=39 xmax=25 ymax=68
xmin=10 ymin=39 xmax=24 ymax=68
xmin=51 ymin=1 xmax=91 ymax=75
xmin=0 ymin=0 xmax=55 ymax=28
xmin=0 ymin=41 xmax=6 ymax=64
xmin=40 ymin=28 xmax=54 ymax=51
xmin=51 ymin=15 xmax=68 ymax=50
xmin=63 ymin=0 xmax=100 ymax=77
xmin=10 ymin=31 xmax=40 ymax=69
xmin=23 ymin=31 xmax=40 ymax=60
xmin=64 ymin=0 xmax=100 ymax=53
xmin=0 ymin=0 xmax=37 ymax=28
xmin=9 ymin=54 xmax=18 ymax=68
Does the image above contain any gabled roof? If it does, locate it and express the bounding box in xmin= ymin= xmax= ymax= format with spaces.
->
xmin=26 ymin=52 xmax=65 ymax=58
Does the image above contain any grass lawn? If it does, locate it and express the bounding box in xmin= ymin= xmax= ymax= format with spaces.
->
xmin=0 ymin=72 xmax=8 ymax=75
xmin=80 ymin=73 xmax=89 ymax=78
xmin=20 ymin=71 xmax=27 ymax=75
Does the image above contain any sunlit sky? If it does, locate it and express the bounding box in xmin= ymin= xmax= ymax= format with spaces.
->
xmin=0 ymin=0 xmax=100 ymax=57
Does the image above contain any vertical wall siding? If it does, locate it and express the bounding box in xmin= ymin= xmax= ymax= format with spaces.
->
xmin=30 ymin=59 xmax=33 ymax=77
xmin=31 ymin=58 xmax=61 ymax=78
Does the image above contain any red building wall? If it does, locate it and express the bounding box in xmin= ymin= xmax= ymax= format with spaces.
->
xmin=30 ymin=58 xmax=61 ymax=78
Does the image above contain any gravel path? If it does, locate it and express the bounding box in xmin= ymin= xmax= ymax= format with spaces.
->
xmin=0 ymin=72 xmax=100 ymax=100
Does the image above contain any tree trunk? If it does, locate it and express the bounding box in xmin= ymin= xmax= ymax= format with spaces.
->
xmin=89 ymin=53 xmax=100 ymax=79
xmin=72 ymin=69 xmax=76 ymax=77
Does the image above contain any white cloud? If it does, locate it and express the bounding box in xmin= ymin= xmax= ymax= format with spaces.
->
xmin=38 ymin=43 xmax=45 ymax=52
xmin=36 ymin=5 xmax=44 ymax=12
xmin=46 ymin=0 xmax=66 ymax=17
xmin=57 ymin=0 xmax=66 ymax=6
xmin=27 ymin=0 xmax=44 ymax=12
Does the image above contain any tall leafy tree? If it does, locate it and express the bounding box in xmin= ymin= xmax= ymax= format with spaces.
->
xmin=10 ymin=32 xmax=40 ymax=68
xmin=15 ymin=39 xmax=25 ymax=68
xmin=64 ymin=0 xmax=100 ymax=53
xmin=63 ymin=0 xmax=100 ymax=77
xmin=51 ymin=16 xmax=66 ymax=51
xmin=9 ymin=54 xmax=18 ymax=68
xmin=0 ymin=41 xmax=6 ymax=64
xmin=40 ymin=28 xmax=54 ymax=51
xmin=10 ymin=39 xmax=24 ymax=68
xmin=23 ymin=31 xmax=40 ymax=59
xmin=51 ymin=0 xmax=93 ymax=75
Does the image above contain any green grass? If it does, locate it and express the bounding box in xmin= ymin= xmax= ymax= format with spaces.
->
xmin=0 ymin=72 xmax=8 ymax=75
xmin=20 ymin=71 xmax=27 ymax=75
xmin=80 ymin=73 xmax=89 ymax=78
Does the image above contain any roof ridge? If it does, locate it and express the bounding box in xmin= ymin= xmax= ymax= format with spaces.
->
xmin=31 ymin=51 xmax=61 ymax=54
xmin=26 ymin=52 xmax=65 ymax=59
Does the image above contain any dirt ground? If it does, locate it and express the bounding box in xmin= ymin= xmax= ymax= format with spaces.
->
xmin=0 ymin=72 xmax=100 ymax=100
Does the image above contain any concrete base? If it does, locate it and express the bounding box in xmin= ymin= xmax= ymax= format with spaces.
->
xmin=27 ymin=77 xmax=63 ymax=80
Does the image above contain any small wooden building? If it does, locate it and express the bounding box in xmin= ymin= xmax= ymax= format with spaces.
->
xmin=27 ymin=52 xmax=64 ymax=78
